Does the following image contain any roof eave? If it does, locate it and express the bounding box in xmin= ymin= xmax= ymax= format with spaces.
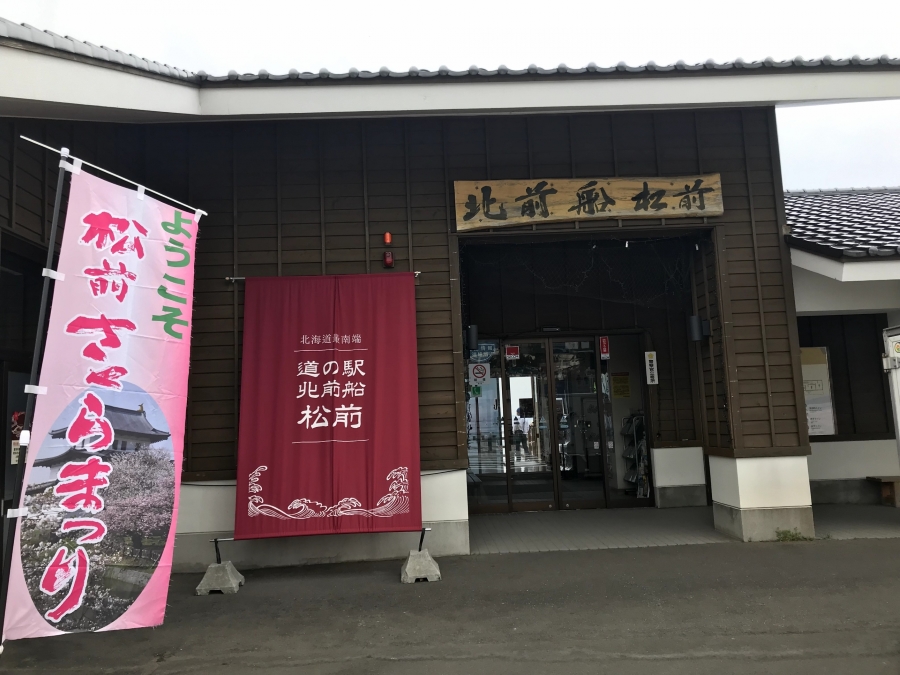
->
xmin=0 ymin=35 xmax=200 ymax=87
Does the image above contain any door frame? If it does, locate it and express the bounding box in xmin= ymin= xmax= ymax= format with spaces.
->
xmin=554 ymin=337 xmax=606 ymax=511
xmin=499 ymin=336 xmax=611 ymax=512
xmin=500 ymin=338 xmax=558 ymax=512
xmin=468 ymin=332 xmax=657 ymax=513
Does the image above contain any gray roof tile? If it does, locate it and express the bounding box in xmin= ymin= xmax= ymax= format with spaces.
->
xmin=3 ymin=15 xmax=900 ymax=86
xmin=785 ymin=188 xmax=900 ymax=260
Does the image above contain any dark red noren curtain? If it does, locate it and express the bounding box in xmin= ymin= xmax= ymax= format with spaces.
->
xmin=234 ymin=273 xmax=421 ymax=539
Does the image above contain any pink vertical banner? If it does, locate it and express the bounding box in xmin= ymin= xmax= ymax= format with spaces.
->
xmin=3 ymin=171 xmax=198 ymax=640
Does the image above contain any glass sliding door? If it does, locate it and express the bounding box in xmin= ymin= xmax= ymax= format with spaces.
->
xmin=466 ymin=336 xmax=624 ymax=513
xmin=465 ymin=342 xmax=509 ymax=512
xmin=505 ymin=341 xmax=556 ymax=511
xmin=552 ymin=339 xmax=605 ymax=509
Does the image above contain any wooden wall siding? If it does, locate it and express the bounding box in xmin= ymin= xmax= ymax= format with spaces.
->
xmin=1 ymin=119 xmax=49 ymax=249
xmin=183 ymin=119 xmax=464 ymax=477
xmin=692 ymin=240 xmax=732 ymax=450
xmin=0 ymin=106 xmax=809 ymax=478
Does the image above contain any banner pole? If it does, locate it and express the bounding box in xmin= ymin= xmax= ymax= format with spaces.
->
xmin=0 ymin=148 xmax=72 ymax=648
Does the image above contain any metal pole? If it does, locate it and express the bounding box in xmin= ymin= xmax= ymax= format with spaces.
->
xmin=475 ymin=397 xmax=482 ymax=454
xmin=882 ymin=326 xmax=900 ymax=472
xmin=0 ymin=148 xmax=71 ymax=647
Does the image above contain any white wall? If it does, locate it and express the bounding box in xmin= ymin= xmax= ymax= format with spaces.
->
xmin=808 ymin=440 xmax=900 ymax=480
xmin=650 ymin=446 xmax=705 ymax=487
xmin=420 ymin=470 xmax=469 ymax=521
xmin=709 ymin=456 xmax=812 ymax=509
xmin=792 ymin=266 xmax=900 ymax=315
xmin=176 ymin=469 xmax=468 ymax=535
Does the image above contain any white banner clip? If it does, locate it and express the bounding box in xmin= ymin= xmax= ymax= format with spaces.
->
xmin=194 ymin=209 xmax=206 ymax=224
xmin=6 ymin=508 xmax=26 ymax=519
xmin=136 ymin=185 xmax=146 ymax=200
xmin=24 ymin=384 xmax=48 ymax=395
xmin=42 ymin=268 xmax=65 ymax=281
xmin=61 ymin=158 xmax=83 ymax=175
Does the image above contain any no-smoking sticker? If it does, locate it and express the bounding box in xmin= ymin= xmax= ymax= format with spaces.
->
xmin=469 ymin=363 xmax=488 ymax=385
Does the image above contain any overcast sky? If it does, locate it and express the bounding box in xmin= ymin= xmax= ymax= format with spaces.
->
xmin=1 ymin=0 xmax=898 ymax=190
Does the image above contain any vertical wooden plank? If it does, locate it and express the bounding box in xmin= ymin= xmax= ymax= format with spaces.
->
xmin=741 ymin=110 xmax=776 ymax=445
xmin=701 ymin=244 xmax=722 ymax=449
xmin=41 ymin=123 xmax=48 ymax=244
xmin=443 ymin=119 xmax=453 ymax=238
xmin=318 ymin=123 xmax=326 ymax=275
xmin=695 ymin=111 xmax=726 ymax=451
xmin=9 ymin=121 xmax=16 ymax=234
xmin=840 ymin=316 xmax=858 ymax=433
xmin=768 ymin=106 xmax=790 ymax=237
xmin=610 ymin=114 xmax=622 ymax=230
xmin=404 ymin=120 xmax=414 ymax=272
xmin=185 ymin=125 xmax=194 ymax=473
xmin=652 ymin=112 xmax=666 ymax=229
xmin=526 ymin=117 xmax=537 ymax=232
xmin=275 ymin=122 xmax=283 ymax=276
xmin=689 ymin=253 xmax=709 ymax=447
xmin=665 ymin=304 xmax=680 ymax=440
xmin=362 ymin=121 xmax=371 ymax=274
xmin=712 ymin=225 xmax=743 ymax=451
xmin=568 ymin=115 xmax=579 ymax=230
xmin=449 ymin=235 xmax=467 ymax=463
xmin=443 ymin=120 xmax=468 ymax=465
xmin=524 ymin=120 xmax=542 ymax=325
xmin=531 ymin=246 xmax=541 ymax=329
xmin=232 ymin=125 xmax=240 ymax=458
xmin=630 ymin=259 xmax=638 ymax=328
xmin=484 ymin=117 xmax=491 ymax=180
xmin=767 ymin=106 xmax=810 ymax=451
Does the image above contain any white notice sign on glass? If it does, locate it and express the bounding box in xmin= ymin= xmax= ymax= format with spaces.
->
xmin=800 ymin=346 xmax=836 ymax=436
xmin=644 ymin=351 xmax=658 ymax=385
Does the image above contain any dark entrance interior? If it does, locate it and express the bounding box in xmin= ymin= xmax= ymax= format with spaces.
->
xmin=1 ymin=236 xmax=44 ymax=502
xmin=461 ymin=234 xmax=701 ymax=514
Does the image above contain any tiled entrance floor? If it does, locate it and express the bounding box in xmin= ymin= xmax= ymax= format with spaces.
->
xmin=468 ymin=504 xmax=900 ymax=554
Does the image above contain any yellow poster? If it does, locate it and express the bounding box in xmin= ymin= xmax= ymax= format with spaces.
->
xmin=611 ymin=373 xmax=631 ymax=399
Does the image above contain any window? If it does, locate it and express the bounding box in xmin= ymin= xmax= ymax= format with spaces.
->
xmin=797 ymin=314 xmax=894 ymax=440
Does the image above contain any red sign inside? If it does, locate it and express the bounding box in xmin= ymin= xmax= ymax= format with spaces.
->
xmin=234 ymin=274 xmax=422 ymax=539
xmin=599 ymin=336 xmax=610 ymax=360
xmin=505 ymin=345 xmax=520 ymax=360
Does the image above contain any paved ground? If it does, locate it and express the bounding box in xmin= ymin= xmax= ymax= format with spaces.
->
xmin=3 ymin=537 xmax=900 ymax=674
xmin=469 ymin=507 xmax=730 ymax=553
xmin=469 ymin=504 xmax=900 ymax=554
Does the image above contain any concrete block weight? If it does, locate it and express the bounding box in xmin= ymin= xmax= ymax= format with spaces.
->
xmin=400 ymin=549 xmax=441 ymax=583
xmin=195 ymin=561 xmax=245 ymax=595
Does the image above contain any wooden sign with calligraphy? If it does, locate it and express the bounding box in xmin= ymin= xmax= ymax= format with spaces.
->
xmin=453 ymin=174 xmax=723 ymax=231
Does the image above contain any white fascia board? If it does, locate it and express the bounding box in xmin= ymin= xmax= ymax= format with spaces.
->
xmin=791 ymin=247 xmax=900 ymax=282
xmin=790 ymin=249 xmax=845 ymax=280
xmin=0 ymin=46 xmax=200 ymax=117
xmin=198 ymin=71 xmax=900 ymax=118
xmin=3 ymin=40 xmax=900 ymax=121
